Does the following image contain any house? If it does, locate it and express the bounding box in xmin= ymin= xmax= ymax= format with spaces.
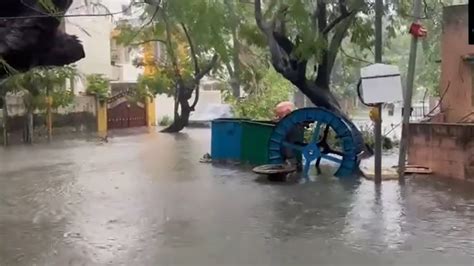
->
xmin=407 ymin=4 xmax=474 ymax=181
xmin=65 ymin=0 xmax=224 ymax=128
xmin=65 ymin=1 xmax=114 ymax=94
xmin=109 ymin=19 xmax=224 ymax=125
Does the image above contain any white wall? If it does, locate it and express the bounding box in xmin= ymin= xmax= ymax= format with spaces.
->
xmin=65 ymin=9 xmax=113 ymax=94
xmin=120 ymin=64 xmax=143 ymax=82
xmin=111 ymin=39 xmax=143 ymax=82
xmin=155 ymin=91 xmax=223 ymax=122
xmin=2 ymin=95 xmax=96 ymax=116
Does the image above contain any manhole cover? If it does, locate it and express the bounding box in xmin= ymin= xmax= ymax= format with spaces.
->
xmin=253 ymin=164 xmax=297 ymax=175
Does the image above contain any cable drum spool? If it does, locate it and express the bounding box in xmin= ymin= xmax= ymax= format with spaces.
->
xmin=266 ymin=107 xmax=365 ymax=180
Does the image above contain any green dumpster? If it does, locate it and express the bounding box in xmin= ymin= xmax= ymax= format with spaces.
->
xmin=240 ymin=120 xmax=276 ymax=165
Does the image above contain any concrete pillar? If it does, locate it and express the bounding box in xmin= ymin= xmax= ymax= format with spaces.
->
xmin=96 ymin=98 xmax=108 ymax=137
xmin=146 ymin=96 xmax=156 ymax=127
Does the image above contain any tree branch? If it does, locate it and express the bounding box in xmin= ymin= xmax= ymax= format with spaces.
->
xmin=316 ymin=0 xmax=327 ymax=33
xmin=326 ymin=12 xmax=357 ymax=83
xmin=320 ymin=0 xmax=353 ymax=34
xmin=322 ymin=11 xmax=353 ymax=34
xmin=254 ymin=0 xmax=268 ymax=31
xmin=130 ymin=39 xmax=166 ymax=46
xmin=128 ymin=1 xmax=162 ymax=44
xmin=340 ymin=46 xmax=372 ymax=64
xmin=272 ymin=31 xmax=294 ymax=56
xmin=191 ymin=54 xmax=219 ymax=109
xmin=180 ymin=23 xmax=200 ymax=77
xmin=190 ymin=83 xmax=200 ymax=110
xmin=315 ymin=0 xmax=361 ymax=88
xmin=225 ymin=62 xmax=234 ymax=77
xmin=161 ymin=9 xmax=181 ymax=79
xmin=339 ymin=0 xmax=349 ymax=14
xmin=271 ymin=5 xmax=289 ymax=34
xmin=195 ymin=54 xmax=219 ymax=81
xmin=313 ymin=1 xmax=329 ymax=88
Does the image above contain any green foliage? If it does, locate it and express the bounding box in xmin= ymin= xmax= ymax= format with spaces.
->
xmin=158 ymin=115 xmax=173 ymax=126
xmin=137 ymin=72 xmax=173 ymax=97
xmin=0 ymin=58 xmax=18 ymax=78
xmin=411 ymin=0 xmax=450 ymax=97
xmin=38 ymin=0 xmax=59 ymax=13
xmin=119 ymin=0 xmax=448 ymax=111
xmin=50 ymin=89 xmax=74 ymax=110
xmin=85 ymin=74 xmax=110 ymax=101
xmin=303 ymin=123 xmax=395 ymax=151
xmin=115 ymin=0 xmax=229 ymax=63
xmin=115 ymin=0 xmax=227 ymax=104
xmin=358 ymin=124 xmax=395 ymax=150
xmin=328 ymin=0 xmax=452 ymax=99
xmin=225 ymin=67 xmax=292 ymax=120
xmin=2 ymin=66 xmax=79 ymax=110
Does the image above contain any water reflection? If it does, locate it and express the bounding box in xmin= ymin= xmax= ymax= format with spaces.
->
xmin=343 ymin=181 xmax=407 ymax=251
xmin=266 ymin=175 xmax=362 ymax=242
xmin=0 ymin=157 xmax=76 ymax=265
xmin=2 ymin=129 xmax=474 ymax=265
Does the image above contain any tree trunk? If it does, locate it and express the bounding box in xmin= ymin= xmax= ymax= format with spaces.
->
xmin=24 ymin=109 xmax=34 ymax=144
xmin=69 ymin=77 xmax=75 ymax=95
xmin=2 ymin=95 xmax=8 ymax=146
xmin=224 ymin=0 xmax=241 ymax=98
xmin=47 ymin=102 xmax=52 ymax=141
xmin=46 ymin=89 xmax=52 ymax=142
xmin=253 ymin=0 xmax=373 ymax=162
xmin=230 ymin=24 xmax=241 ymax=97
xmin=161 ymin=95 xmax=192 ymax=133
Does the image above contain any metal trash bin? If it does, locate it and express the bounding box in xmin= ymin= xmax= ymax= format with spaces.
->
xmin=211 ymin=118 xmax=246 ymax=162
xmin=241 ymin=120 xmax=276 ymax=165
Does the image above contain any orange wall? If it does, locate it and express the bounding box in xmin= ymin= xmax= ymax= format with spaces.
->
xmin=408 ymin=123 xmax=474 ymax=180
xmin=439 ymin=5 xmax=474 ymax=123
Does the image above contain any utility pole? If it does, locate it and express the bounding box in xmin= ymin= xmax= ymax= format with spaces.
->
xmin=374 ymin=0 xmax=383 ymax=184
xmin=46 ymin=91 xmax=53 ymax=142
xmin=0 ymin=80 xmax=7 ymax=146
xmin=397 ymin=0 xmax=423 ymax=182
xmin=2 ymin=94 xmax=7 ymax=147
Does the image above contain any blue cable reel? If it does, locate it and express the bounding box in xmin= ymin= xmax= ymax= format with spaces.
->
xmin=267 ymin=107 xmax=365 ymax=181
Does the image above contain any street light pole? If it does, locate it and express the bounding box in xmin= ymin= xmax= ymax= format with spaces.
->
xmin=374 ymin=0 xmax=383 ymax=184
xmin=397 ymin=0 xmax=423 ymax=182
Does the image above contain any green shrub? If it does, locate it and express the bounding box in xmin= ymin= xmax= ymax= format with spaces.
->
xmin=85 ymin=74 xmax=110 ymax=101
xmin=159 ymin=115 xmax=173 ymax=126
xmin=302 ymin=123 xmax=395 ymax=151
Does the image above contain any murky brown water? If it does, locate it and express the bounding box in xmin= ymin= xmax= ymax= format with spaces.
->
xmin=1 ymin=128 xmax=474 ymax=265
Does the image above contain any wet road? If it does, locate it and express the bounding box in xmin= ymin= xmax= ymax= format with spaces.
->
xmin=1 ymin=128 xmax=474 ymax=265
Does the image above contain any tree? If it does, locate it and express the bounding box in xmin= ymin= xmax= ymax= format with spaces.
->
xmin=116 ymin=0 xmax=222 ymax=132
xmin=2 ymin=66 xmax=79 ymax=144
xmin=85 ymin=74 xmax=110 ymax=102
xmin=253 ymin=0 xmax=379 ymax=118
xmin=331 ymin=0 xmax=449 ymax=101
xmin=225 ymin=66 xmax=292 ymax=120
xmin=0 ymin=0 xmax=85 ymax=79
xmin=400 ymin=0 xmax=450 ymax=97
xmin=220 ymin=0 xmax=268 ymax=98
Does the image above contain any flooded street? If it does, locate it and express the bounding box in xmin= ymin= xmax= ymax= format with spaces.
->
xmin=1 ymin=128 xmax=474 ymax=265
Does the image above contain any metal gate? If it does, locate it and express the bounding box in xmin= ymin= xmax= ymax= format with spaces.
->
xmin=107 ymin=96 xmax=146 ymax=129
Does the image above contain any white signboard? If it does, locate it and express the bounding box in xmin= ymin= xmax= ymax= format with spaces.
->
xmin=360 ymin=64 xmax=403 ymax=104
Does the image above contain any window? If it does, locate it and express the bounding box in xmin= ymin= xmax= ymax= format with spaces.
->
xmin=387 ymin=103 xmax=395 ymax=116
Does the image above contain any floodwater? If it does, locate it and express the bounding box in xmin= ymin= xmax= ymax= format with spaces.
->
xmin=1 ymin=128 xmax=474 ymax=265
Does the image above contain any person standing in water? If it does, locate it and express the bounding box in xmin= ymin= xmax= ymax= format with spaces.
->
xmin=273 ymin=102 xmax=304 ymax=175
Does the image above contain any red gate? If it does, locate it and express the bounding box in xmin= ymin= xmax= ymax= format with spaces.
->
xmin=107 ymin=99 xmax=146 ymax=129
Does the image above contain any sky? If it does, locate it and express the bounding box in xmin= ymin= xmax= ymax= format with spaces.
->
xmin=102 ymin=0 xmax=133 ymax=14
xmin=100 ymin=0 xmax=143 ymax=21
